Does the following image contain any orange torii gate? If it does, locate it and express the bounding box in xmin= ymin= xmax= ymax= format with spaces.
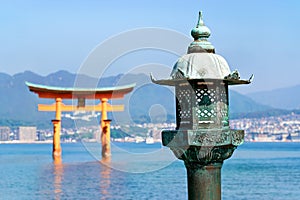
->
xmin=26 ymin=82 xmax=135 ymax=162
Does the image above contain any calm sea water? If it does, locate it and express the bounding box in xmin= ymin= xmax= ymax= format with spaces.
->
xmin=0 ymin=142 xmax=300 ymax=200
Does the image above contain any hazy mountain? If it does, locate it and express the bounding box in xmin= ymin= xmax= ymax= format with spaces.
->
xmin=0 ymin=70 xmax=274 ymax=128
xmin=248 ymin=85 xmax=300 ymax=110
xmin=229 ymin=90 xmax=272 ymax=113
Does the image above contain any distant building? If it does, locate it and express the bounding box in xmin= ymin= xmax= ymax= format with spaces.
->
xmin=17 ymin=126 xmax=36 ymax=142
xmin=0 ymin=126 xmax=10 ymax=141
xmin=37 ymin=131 xmax=46 ymax=141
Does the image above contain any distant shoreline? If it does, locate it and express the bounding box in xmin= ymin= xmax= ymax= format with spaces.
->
xmin=1 ymin=140 xmax=300 ymax=144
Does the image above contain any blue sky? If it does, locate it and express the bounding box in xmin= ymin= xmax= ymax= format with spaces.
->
xmin=1 ymin=0 xmax=300 ymax=93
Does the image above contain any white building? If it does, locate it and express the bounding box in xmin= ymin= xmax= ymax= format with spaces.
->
xmin=17 ymin=126 xmax=36 ymax=142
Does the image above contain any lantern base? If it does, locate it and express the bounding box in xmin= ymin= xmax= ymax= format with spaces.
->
xmin=162 ymin=128 xmax=244 ymax=147
xmin=162 ymin=129 xmax=244 ymax=199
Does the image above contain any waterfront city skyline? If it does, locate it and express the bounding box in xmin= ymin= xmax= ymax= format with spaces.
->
xmin=1 ymin=0 xmax=300 ymax=94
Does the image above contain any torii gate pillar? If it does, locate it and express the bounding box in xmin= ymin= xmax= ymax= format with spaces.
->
xmin=102 ymin=119 xmax=112 ymax=158
xmin=52 ymin=98 xmax=62 ymax=161
xmin=52 ymin=119 xmax=62 ymax=161
xmin=100 ymin=98 xmax=111 ymax=158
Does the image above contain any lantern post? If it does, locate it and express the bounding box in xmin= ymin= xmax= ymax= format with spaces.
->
xmin=151 ymin=11 xmax=251 ymax=200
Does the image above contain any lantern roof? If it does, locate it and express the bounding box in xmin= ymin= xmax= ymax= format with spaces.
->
xmin=151 ymin=11 xmax=252 ymax=86
xmin=170 ymin=53 xmax=231 ymax=80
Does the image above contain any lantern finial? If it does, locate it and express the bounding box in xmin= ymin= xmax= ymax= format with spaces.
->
xmin=189 ymin=11 xmax=215 ymax=53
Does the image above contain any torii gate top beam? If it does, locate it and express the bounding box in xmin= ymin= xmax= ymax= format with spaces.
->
xmin=25 ymin=81 xmax=135 ymax=99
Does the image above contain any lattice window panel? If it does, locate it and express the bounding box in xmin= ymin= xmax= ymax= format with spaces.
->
xmin=175 ymin=81 xmax=229 ymax=128
xmin=216 ymin=86 xmax=228 ymax=119
xmin=217 ymin=86 xmax=228 ymax=103
xmin=176 ymin=88 xmax=192 ymax=119
xmin=195 ymin=88 xmax=217 ymax=119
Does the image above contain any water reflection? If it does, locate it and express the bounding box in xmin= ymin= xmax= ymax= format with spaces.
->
xmin=53 ymin=159 xmax=63 ymax=200
xmin=50 ymin=157 xmax=114 ymax=199
xmin=100 ymin=157 xmax=112 ymax=200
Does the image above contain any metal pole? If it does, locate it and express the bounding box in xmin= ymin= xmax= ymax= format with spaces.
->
xmin=186 ymin=163 xmax=222 ymax=200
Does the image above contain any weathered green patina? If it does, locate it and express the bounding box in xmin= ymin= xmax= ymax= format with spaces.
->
xmin=189 ymin=11 xmax=215 ymax=53
xmin=152 ymin=11 xmax=251 ymax=200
